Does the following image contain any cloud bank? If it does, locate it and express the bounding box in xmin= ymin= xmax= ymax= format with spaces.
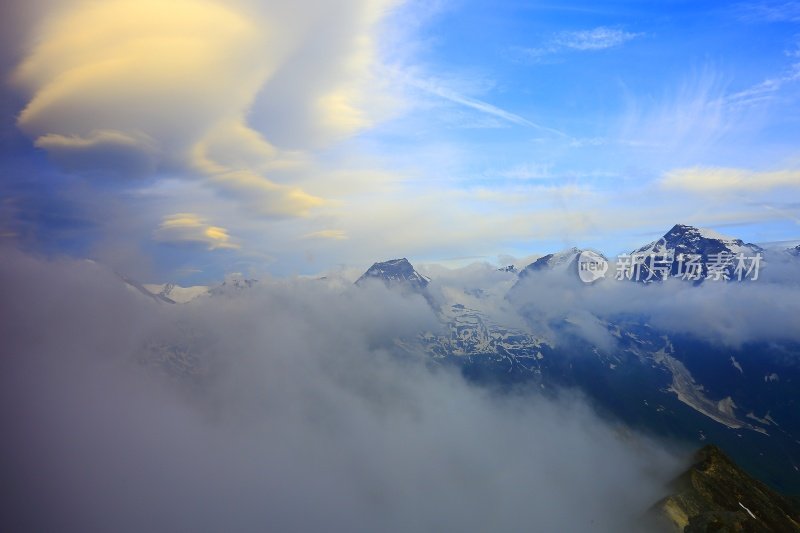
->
xmin=508 ymin=254 xmax=800 ymax=348
xmin=0 ymin=248 xmax=678 ymax=532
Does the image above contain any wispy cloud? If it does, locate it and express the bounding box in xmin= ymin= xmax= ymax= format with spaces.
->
xmin=736 ymin=1 xmax=800 ymax=22
xmin=520 ymin=26 xmax=641 ymax=60
xmin=304 ymin=229 xmax=348 ymax=240
xmin=617 ymin=68 xmax=734 ymax=160
xmin=724 ymin=61 xmax=800 ymax=107
xmin=554 ymin=27 xmax=641 ymax=50
xmin=489 ymin=163 xmax=554 ymax=180
xmin=407 ymin=76 xmax=566 ymax=135
xmin=660 ymin=166 xmax=800 ymax=193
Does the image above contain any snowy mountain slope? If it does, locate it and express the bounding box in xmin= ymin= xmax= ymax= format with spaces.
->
xmin=207 ymin=278 xmax=258 ymax=297
xmin=122 ymin=276 xmax=176 ymax=304
xmin=144 ymin=283 xmax=209 ymax=304
xmin=518 ymin=247 xmax=583 ymax=276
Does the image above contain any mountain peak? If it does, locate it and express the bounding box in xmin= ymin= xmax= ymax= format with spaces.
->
xmin=355 ymin=258 xmax=430 ymax=290
xmin=517 ymin=247 xmax=585 ymax=278
xmin=208 ymin=278 xmax=258 ymax=296
xmin=631 ymin=225 xmax=763 ymax=282
xmin=665 ymin=223 xmax=747 ymax=243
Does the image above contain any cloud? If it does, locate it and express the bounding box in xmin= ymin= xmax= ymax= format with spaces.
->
xmin=304 ymin=229 xmax=349 ymax=240
xmin=508 ymin=256 xmax=800 ymax=348
xmin=33 ymin=129 xmax=160 ymax=178
xmin=154 ymin=213 xmax=239 ymax=250
xmin=520 ymin=26 xmax=640 ymax=60
xmin=553 ymin=27 xmax=641 ymax=51
xmin=736 ymin=1 xmax=800 ymax=22
xmin=724 ymin=60 xmax=800 ymax=108
xmin=661 ymin=166 xmax=800 ymax=193
xmin=0 ymin=247 xmax=680 ymax=532
xmin=616 ymin=68 xmax=737 ymax=162
xmin=405 ymin=75 xmax=553 ymax=130
xmin=11 ymin=0 xmax=395 ymax=217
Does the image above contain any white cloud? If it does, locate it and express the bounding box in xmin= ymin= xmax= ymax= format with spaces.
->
xmin=404 ymin=75 xmax=564 ymax=134
xmin=520 ymin=26 xmax=641 ymax=60
xmin=661 ymin=166 xmax=800 ymax=193
xmin=736 ymin=1 xmax=800 ymax=22
xmin=616 ymin=68 xmax=737 ymax=163
xmin=0 ymin=249 xmax=681 ymax=532
xmin=304 ymin=229 xmax=349 ymax=240
xmin=724 ymin=61 xmax=800 ymax=108
xmin=553 ymin=27 xmax=641 ymax=51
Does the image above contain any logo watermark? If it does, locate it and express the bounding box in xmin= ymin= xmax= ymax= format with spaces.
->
xmin=578 ymin=250 xmax=608 ymax=283
xmin=576 ymin=249 xmax=763 ymax=283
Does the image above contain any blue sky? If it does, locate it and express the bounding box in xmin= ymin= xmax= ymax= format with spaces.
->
xmin=1 ymin=0 xmax=799 ymax=282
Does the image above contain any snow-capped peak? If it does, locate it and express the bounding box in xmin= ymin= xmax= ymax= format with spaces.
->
xmin=630 ymin=224 xmax=763 ymax=282
xmin=635 ymin=224 xmax=762 ymax=256
xmin=355 ymin=258 xmax=430 ymax=290
xmin=143 ymin=283 xmax=209 ymax=304
xmin=207 ymin=278 xmax=258 ymax=296
xmin=517 ymin=247 xmax=584 ymax=277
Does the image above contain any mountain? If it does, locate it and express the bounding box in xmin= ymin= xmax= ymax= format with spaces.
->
xmin=355 ymin=258 xmax=430 ymax=290
xmin=655 ymin=445 xmax=800 ymax=532
xmin=207 ymin=278 xmax=258 ymax=296
xmin=630 ymin=224 xmax=764 ymax=282
xmin=122 ymin=276 xmax=176 ymax=304
xmin=137 ymin=279 xmax=256 ymax=302
xmin=143 ymin=283 xmax=209 ymax=304
xmin=497 ymin=265 xmax=517 ymax=273
xmin=511 ymin=247 xmax=612 ymax=289
xmin=517 ymin=247 xmax=583 ymax=277
xmin=790 ymin=245 xmax=800 ymax=257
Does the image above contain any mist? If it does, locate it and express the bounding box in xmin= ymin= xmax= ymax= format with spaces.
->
xmin=0 ymin=248 xmax=680 ymax=532
xmin=505 ymin=253 xmax=800 ymax=349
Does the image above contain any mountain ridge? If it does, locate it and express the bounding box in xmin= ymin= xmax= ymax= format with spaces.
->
xmin=655 ymin=445 xmax=800 ymax=532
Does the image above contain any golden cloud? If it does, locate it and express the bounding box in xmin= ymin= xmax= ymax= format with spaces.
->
xmin=154 ymin=213 xmax=240 ymax=250
xmin=304 ymin=229 xmax=348 ymax=240
xmin=12 ymin=0 xmax=394 ymax=217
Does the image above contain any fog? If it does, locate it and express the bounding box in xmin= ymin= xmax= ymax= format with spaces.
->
xmin=506 ymin=253 xmax=800 ymax=349
xmin=0 ymin=248 xmax=680 ymax=532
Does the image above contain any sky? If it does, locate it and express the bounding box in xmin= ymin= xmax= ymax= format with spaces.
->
xmin=1 ymin=0 xmax=800 ymax=283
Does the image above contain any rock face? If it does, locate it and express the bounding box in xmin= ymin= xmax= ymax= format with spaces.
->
xmin=355 ymin=258 xmax=430 ymax=290
xmin=655 ymin=445 xmax=800 ymax=532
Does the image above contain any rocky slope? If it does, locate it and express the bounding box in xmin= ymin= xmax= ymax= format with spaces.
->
xmin=655 ymin=445 xmax=800 ymax=532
